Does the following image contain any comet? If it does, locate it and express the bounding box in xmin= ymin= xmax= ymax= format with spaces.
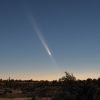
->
xmin=30 ymin=18 xmax=60 ymax=69
xmin=27 ymin=14 xmax=65 ymax=72
xmin=30 ymin=16 xmax=52 ymax=57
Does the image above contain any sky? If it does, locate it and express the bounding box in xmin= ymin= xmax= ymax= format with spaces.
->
xmin=0 ymin=0 xmax=100 ymax=80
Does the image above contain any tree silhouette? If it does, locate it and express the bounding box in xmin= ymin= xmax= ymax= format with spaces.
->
xmin=59 ymin=72 xmax=76 ymax=81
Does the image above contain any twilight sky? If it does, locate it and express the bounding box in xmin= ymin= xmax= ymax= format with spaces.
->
xmin=0 ymin=0 xmax=100 ymax=80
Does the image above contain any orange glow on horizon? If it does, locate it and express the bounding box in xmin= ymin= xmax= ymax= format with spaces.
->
xmin=0 ymin=71 xmax=100 ymax=81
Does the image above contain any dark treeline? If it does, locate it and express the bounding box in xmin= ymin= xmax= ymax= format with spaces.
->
xmin=0 ymin=72 xmax=100 ymax=100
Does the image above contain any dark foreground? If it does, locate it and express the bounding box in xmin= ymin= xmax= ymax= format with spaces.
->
xmin=0 ymin=73 xmax=100 ymax=100
xmin=0 ymin=98 xmax=31 ymax=100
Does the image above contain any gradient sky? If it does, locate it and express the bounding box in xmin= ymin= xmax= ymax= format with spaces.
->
xmin=0 ymin=0 xmax=100 ymax=80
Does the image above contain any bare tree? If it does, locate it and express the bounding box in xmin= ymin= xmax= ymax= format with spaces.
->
xmin=59 ymin=72 xmax=76 ymax=81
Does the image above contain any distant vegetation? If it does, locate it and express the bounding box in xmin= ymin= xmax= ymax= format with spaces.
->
xmin=0 ymin=72 xmax=100 ymax=100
